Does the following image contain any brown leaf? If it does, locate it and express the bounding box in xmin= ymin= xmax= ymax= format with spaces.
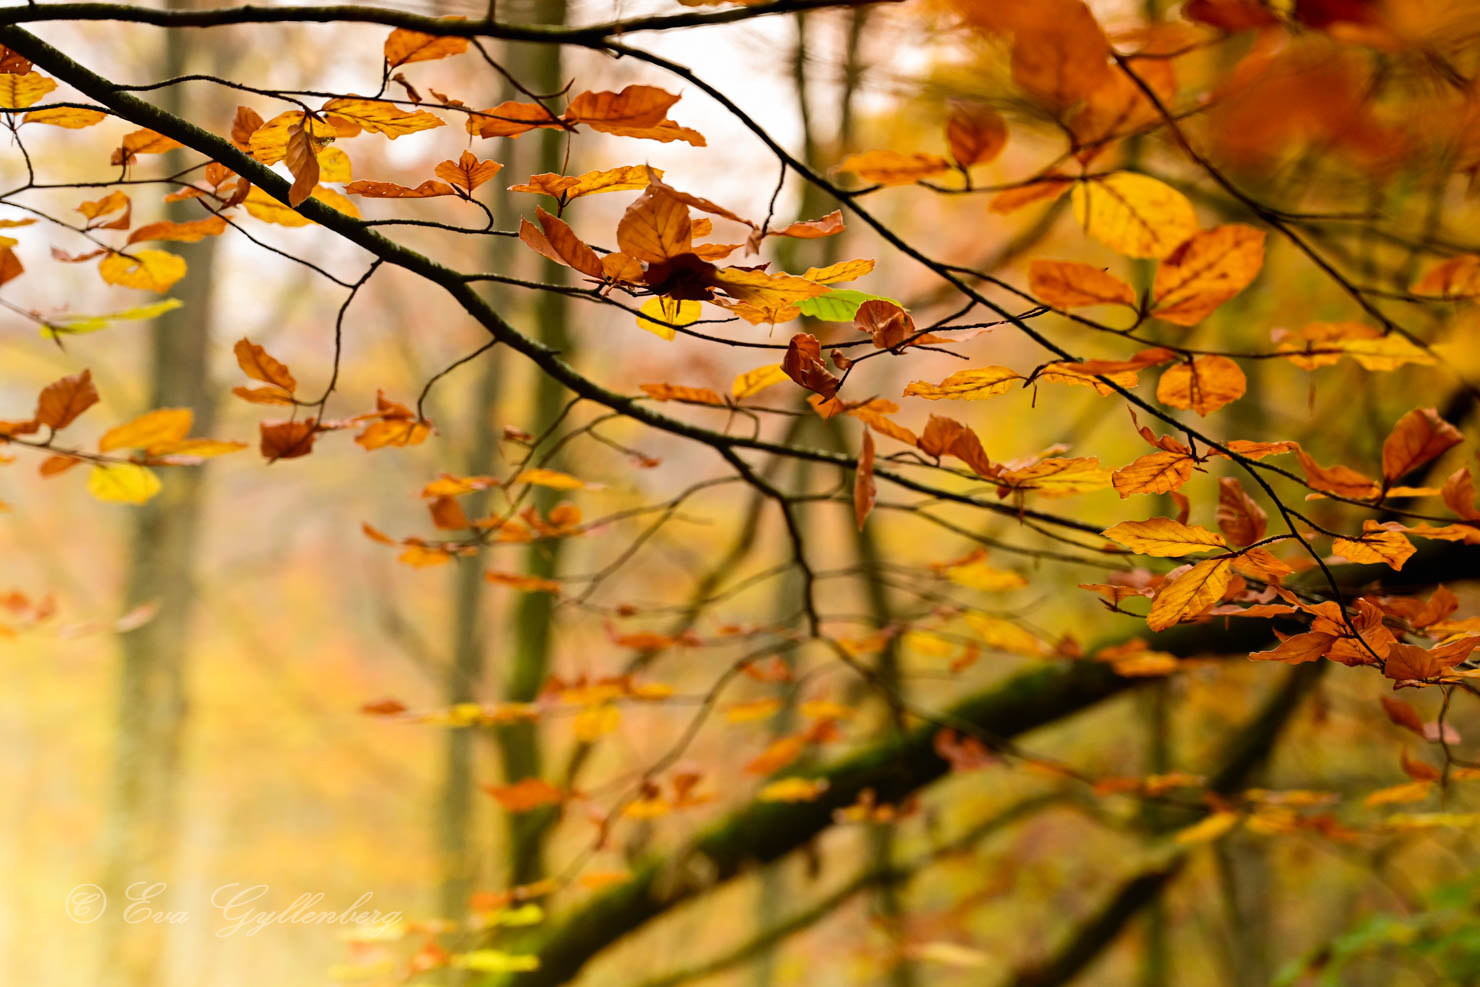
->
xmin=466 ymin=100 xmax=564 ymax=139
xmin=565 ymin=85 xmax=679 ymax=129
xmin=918 ymin=415 xmax=996 ymax=478
xmin=230 ymin=106 xmax=264 ymax=150
xmin=384 ymin=27 xmax=469 ymax=67
xmin=781 ymin=333 xmax=841 ymax=399
xmin=259 ymin=419 xmax=316 ymax=460
xmin=345 ymin=179 xmax=456 ymax=198
xmin=284 ymin=124 xmax=320 ymax=208
xmin=1216 ymin=477 xmax=1267 ymax=546
xmin=854 ymin=429 xmax=876 ymax=530
xmin=1249 ymin=630 xmax=1335 ymax=664
xmin=946 ymin=101 xmax=1009 ymax=167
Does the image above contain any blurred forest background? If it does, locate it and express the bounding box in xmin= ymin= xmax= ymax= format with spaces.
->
xmin=4 ymin=1 xmax=1480 ymax=986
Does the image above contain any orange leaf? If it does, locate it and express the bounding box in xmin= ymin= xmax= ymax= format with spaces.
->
xmin=466 ymin=100 xmax=564 ymax=139
xmin=345 ymin=179 xmax=455 ymax=198
xmin=1147 ymin=558 xmax=1233 ymax=631
xmin=616 ymin=187 xmax=691 ymax=263
xmin=1155 ymin=356 xmax=1246 ymax=416
xmin=1112 ymin=450 xmax=1195 ymax=497
xmin=519 ymin=208 xmax=604 ymax=279
xmin=781 ymin=333 xmax=841 ymax=399
xmin=1381 ymin=408 xmax=1462 ymax=482
xmin=1216 ymin=477 xmax=1267 ymax=546
xmin=234 ymin=338 xmax=297 ymax=392
xmin=1151 ymin=225 xmax=1265 ymax=325
xmin=838 ymin=149 xmax=951 ymax=186
xmin=1249 ymin=631 xmax=1336 ymax=664
xmin=384 ymin=26 xmax=468 ymax=67
xmin=434 ymin=150 xmax=501 ymax=192
xmin=483 ymin=777 xmax=565 ymax=812
xmin=1029 ymin=260 xmax=1135 ymax=309
xmin=565 ymin=85 xmax=679 ymax=129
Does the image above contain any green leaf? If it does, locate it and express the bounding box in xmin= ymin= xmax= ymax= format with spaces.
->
xmin=46 ymin=298 xmax=183 ymax=336
xmin=796 ymin=288 xmax=898 ymax=323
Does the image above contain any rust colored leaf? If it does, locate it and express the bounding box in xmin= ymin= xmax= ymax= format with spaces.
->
xmin=259 ymin=419 xmax=316 ymax=460
xmin=345 ymin=179 xmax=455 ymax=198
xmin=1216 ymin=477 xmax=1267 ymax=546
xmin=36 ymin=369 xmax=98 ymax=430
xmin=946 ymin=101 xmax=1008 ymax=167
xmin=565 ymin=85 xmax=679 ymax=129
xmin=384 ymin=27 xmax=469 ymax=67
xmin=616 ymin=187 xmax=691 ymax=263
xmin=1381 ymin=408 xmax=1462 ymax=482
xmin=854 ymin=429 xmax=876 ymax=530
xmin=1250 ymin=631 xmax=1336 ymax=664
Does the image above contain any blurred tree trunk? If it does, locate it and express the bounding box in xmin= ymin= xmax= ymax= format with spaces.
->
xmin=495 ymin=0 xmax=568 ymax=888
xmin=96 ymin=16 xmax=218 ymax=987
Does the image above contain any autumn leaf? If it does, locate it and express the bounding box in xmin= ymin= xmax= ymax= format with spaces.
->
xmin=918 ymin=415 xmax=996 ymax=478
xmin=732 ymin=364 xmax=789 ymax=398
xmin=234 ymin=338 xmax=297 ymax=394
xmin=1150 ymin=225 xmax=1265 ymax=325
xmin=636 ymin=297 xmax=700 ymax=340
xmin=1249 ymin=631 xmax=1336 ymax=664
xmin=1103 ymin=518 xmax=1228 ymax=557
xmin=126 ymin=216 xmax=228 ymax=245
xmin=0 ymin=71 xmax=57 ymax=109
xmin=321 ymin=97 xmax=444 ymax=137
xmin=1381 ymin=408 xmax=1462 ymax=482
xmin=945 ymin=101 xmax=1008 ymax=167
xmin=519 ymin=208 xmax=604 ymax=279
xmin=345 ymin=179 xmax=455 ymax=198
xmin=1112 ymin=450 xmax=1196 ymax=497
xmin=23 ymin=106 xmax=106 ymax=128
xmin=110 ymin=128 xmax=181 ymax=167
xmin=36 ymin=369 xmax=99 ymax=429
xmin=1029 ymin=260 xmax=1136 ymax=309
xmin=259 ymin=419 xmax=316 ymax=460
xmin=904 ymin=366 xmax=1022 ymax=400
xmin=1155 ymin=356 xmax=1246 ymax=415
xmin=466 ymin=100 xmax=566 ymax=139
xmin=838 ymin=150 xmax=952 ymax=186
xmin=854 ymin=429 xmax=876 ymax=530
xmin=1332 ymin=521 xmax=1415 ymax=570
xmin=758 ymin=777 xmax=829 ymax=802
xmin=86 ymin=463 xmax=161 ymax=504
xmin=616 ymin=187 xmax=691 ymax=263
xmin=434 ymin=151 xmax=501 ymax=192
xmin=510 ymin=165 xmax=655 ymax=202
xmin=284 ymin=124 xmax=320 ymax=207
xmin=1072 ymin=172 xmax=1198 ymax=259
xmin=98 ymin=408 xmax=192 ymax=452
xmin=483 ymin=778 xmax=564 ymax=812
xmin=384 ymin=27 xmax=469 ymax=67
xmin=1216 ymin=477 xmax=1267 ymax=546
xmin=565 ymin=85 xmax=679 ymax=130
xmin=1146 ymin=557 xmax=1233 ymax=630
xmin=99 ymin=250 xmax=186 ymax=292
xmin=781 ymin=333 xmax=841 ymax=399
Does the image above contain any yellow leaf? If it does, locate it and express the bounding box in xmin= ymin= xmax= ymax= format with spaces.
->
xmin=87 ymin=463 xmax=162 ymax=504
xmin=248 ymin=111 xmax=340 ymax=165
xmin=1112 ymin=451 xmax=1195 ymax=497
xmin=0 ymin=72 xmax=56 ymax=109
xmin=1173 ymin=811 xmax=1240 ymax=845
xmin=903 ymin=366 xmax=1023 ymax=400
xmin=23 ymin=106 xmax=106 ymax=128
xmin=1151 ymin=225 xmax=1265 ymax=324
xmin=572 ymin=703 xmax=620 ymax=741
xmin=1332 ymin=521 xmax=1415 ymax=570
xmin=732 ymin=363 xmax=789 ymax=398
xmin=946 ymin=559 xmax=1027 ymax=590
xmin=242 ymin=185 xmax=360 ymax=226
xmin=963 ymin=613 xmax=1045 ymax=656
xmin=1071 ymin=172 xmax=1198 ymax=259
xmin=321 ymin=97 xmax=445 ymax=137
xmin=98 ymin=250 xmax=186 ymax=292
xmin=1103 ymin=518 xmax=1228 ymax=557
xmin=997 ymin=457 xmax=1111 ymax=496
xmin=802 ymin=259 xmax=875 ymax=284
xmin=636 ymin=297 xmax=699 ymax=340
xmin=514 ymin=468 xmax=584 ymax=490
xmin=98 ymin=408 xmax=192 ymax=452
xmin=147 ymin=438 xmax=247 ymax=459
xmin=1147 ymin=558 xmax=1233 ymax=631
xmin=758 ymin=777 xmax=829 ymax=802
xmin=510 ymin=165 xmax=657 ymax=201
